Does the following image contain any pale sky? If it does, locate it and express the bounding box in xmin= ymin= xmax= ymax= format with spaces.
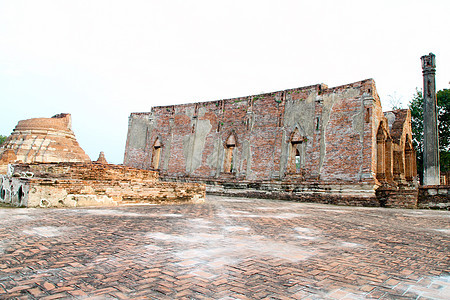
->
xmin=1 ymin=0 xmax=449 ymax=164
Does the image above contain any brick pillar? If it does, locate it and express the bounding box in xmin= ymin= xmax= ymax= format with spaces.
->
xmin=385 ymin=138 xmax=393 ymax=182
xmin=376 ymin=135 xmax=386 ymax=181
xmin=405 ymin=148 xmax=414 ymax=181
xmin=421 ymin=53 xmax=440 ymax=185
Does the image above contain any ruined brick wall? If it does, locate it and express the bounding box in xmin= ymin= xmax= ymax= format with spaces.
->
xmin=13 ymin=162 xmax=159 ymax=182
xmin=125 ymin=79 xmax=380 ymax=184
xmin=124 ymin=79 xmax=418 ymax=207
xmin=418 ymin=186 xmax=450 ymax=209
xmin=0 ymin=163 xmax=205 ymax=207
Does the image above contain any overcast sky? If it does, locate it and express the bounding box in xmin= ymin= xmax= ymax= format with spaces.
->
xmin=1 ymin=0 xmax=449 ymax=164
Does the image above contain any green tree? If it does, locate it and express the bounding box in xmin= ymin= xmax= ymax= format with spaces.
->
xmin=437 ymin=89 xmax=450 ymax=152
xmin=0 ymin=135 xmax=7 ymax=147
xmin=409 ymin=88 xmax=450 ymax=182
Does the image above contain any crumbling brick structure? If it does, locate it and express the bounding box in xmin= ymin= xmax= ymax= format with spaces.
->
xmin=124 ymin=79 xmax=418 ymax=207
xmin=0 ymin=113 xmax=206 ymax=208
xmin=0 ymin=162 xmax=205 ymax=207
xmin=0 ymin=113 xmax=90 ymax=174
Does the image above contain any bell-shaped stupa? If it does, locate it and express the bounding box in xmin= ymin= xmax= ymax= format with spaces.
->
xmin=0 ymin=113 xmax=91 ymax=165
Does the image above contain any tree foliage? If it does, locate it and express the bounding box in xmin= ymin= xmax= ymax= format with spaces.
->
xmin=437 ymin=89 xmax=450 ymax=152
xmin=409 ymin=89 xmax=424 ymax=153
xmin=0 ymin=135 xmax=7 ymax=147
xmin=409 ymin=88 xmax=450 ymax=176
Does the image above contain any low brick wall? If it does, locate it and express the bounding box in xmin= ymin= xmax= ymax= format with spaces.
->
xmin=375 ymin=186 xmax=419 ymax=208
xmin=12 ymin=162 xmax=159 ymax=182
xmin=209 ymin=182 xmax=381 ymax=207
xmin=161 ymin=176 xmax=422 ymax=208
xmin=418 ymin=186 xmax=450 ymax=210
xmin=0 ymin=163 xmax=205 ymax=208
xmin=162 ymin=176 xmax=385 ymax=207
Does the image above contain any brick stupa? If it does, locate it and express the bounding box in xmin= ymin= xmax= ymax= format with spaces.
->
xmin=0 ymin=114 xmax=90 ymax=172
xmin=95 ymin=151 xmax=108 ymax=164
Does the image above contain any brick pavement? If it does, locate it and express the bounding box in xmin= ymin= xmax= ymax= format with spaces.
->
xmin=0 ymin=196 xmax=449 ymax=299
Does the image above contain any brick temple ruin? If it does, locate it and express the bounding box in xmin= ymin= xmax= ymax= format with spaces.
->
xmin=0 ymin=163 xmax=204 ymax=207
xmin=0 ymin=113 xmax=90 ymax=170
xmin=124 ymin=79 xmax=419 ymax=207
xmin=0 ymin=114 xmax=205 ymax=207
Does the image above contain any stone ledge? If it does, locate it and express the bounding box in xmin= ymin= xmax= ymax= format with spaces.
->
xmin=418 ymin=185 xmax=450 ymax=210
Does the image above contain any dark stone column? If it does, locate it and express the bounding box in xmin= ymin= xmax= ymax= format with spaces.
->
xmin=421 ymin=53 xmax=440 ymax=185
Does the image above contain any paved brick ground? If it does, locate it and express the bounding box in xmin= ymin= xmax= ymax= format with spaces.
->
xmin=0 ymin=196 xmax=449 ymax=299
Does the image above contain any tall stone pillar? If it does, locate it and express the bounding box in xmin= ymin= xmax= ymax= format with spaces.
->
xmin=421 ymin=53 xmax=440 ymax=185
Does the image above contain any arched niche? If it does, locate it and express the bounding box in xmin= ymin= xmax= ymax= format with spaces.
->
xmin=287 ymin=127 xmax=306 ymax=174
xmin=224 ymin=133 xmax=237 ymax=173
xmin=376 ymin=121 xmax=393 ymax=182
xmin=151 ymin=137 xmax=162 ymax=169
xmin=404 ymin=135 xmax=416 ymax=181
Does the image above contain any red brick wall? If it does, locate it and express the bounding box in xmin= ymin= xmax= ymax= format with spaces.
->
xmin=125 ymin=80 xmax=382 ymax=185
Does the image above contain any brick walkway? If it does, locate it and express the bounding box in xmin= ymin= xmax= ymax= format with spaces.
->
xmin=0 ymin=196 xmax=449 ymax=299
